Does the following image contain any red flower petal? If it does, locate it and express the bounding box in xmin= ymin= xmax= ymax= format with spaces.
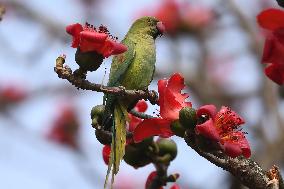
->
xmin=135 ymin=100 xmax=148 ymax=112
xmin=80 ymin=30 xmax=108 ymax=43
xmin=262 ymin=35 xmax=284 ymax=65
xmin=107 ymin=40 xmax=128 ymax=56
xmin=214 ymin=106 xmax=245 ymax=133
xmin=128 ymin=114 xmax=143 ymax=132
xmin=196 ymin=104 xmax=217 ymax=118
xmin=195 ymin=118 xmax=220 ymax=141
xmin=183 ymin=5 xmax=214 ymax=29
xmin=274 ymin=28 xmax=284 ymax=45
xmin=145 ymin=171 xmax=163 ymax=189
xmin=47 ymin=106 xmax=79 ymax=149
xmin=128 ymin=100 xmax=148 ymax=132
xmin=0 ymin=86 xmax=27 ymax=103
xmin=159 ymin=73 xmax=191 ymax=120
xmin=154 ymin=0 xmax=181 ymax=34
xmin=260 ymin=31 xmax=284 ymax=85
xmin=265 ymin=63 xmax=284 ymax=85
xmin=160 ymin=88 xmax=184 ymax=120
xmin=102 ymin=145 xmax=111 ymax=165
xmin=222 ymin=141 xmax=243 ymax=158
xmin=158 ymin=78 xmax=179 ymax=120
xmin=158 ymin=78 xmax=166 ymax=107
xmin=97 ymin=39 xmax=114 ymax=57
xmin=221 ymin=132 xmax=251 ymax=158
xmin=66 ymin=23 xmax=83 ymax=48
xmin=170 ymin=184 xmax=180 ymax=189
xmin=98 ymin=40 xmax=127 ymax=58
xmin=79 ymin=31 xmax=109 ymax=53
xmin=167 ymin=73 xmax=188 ymax=102
xmin=257 ymin=9 xmax=284 ymax=30
xmin=133 ymin=118 xmax=173 ymax=143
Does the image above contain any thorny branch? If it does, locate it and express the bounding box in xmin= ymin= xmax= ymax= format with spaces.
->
xmin=54 ymin=55 xmax=159 ymax=105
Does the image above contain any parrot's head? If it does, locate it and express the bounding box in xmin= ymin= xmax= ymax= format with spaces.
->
xmin=129 ymin=16 xmax=165 ymax=39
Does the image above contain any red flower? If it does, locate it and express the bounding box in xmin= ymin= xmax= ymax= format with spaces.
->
xmin=66 ymin=23 xmax=127 ymax=57
xmin=261 ymin=35 xmax=284 ymax=84
xmin=145 ymin=171 xmax=180 ymax=189
xmin=153 ymin=0 xmax=181 ymax=34
xmin=145 ymin=171 xmax=163 ymax=189
xmin=128 ymin=100 xmax=148 ymax=132
xmin=47 ymin=105 xmax=80 ymax=149
xmin=0 ymin=86 xmax=27 ymax=104
xmin=264 ymin=62 xmax=284 ymax=85
xmin=195 ymin=105 xmax=251 ymax=158
xmin=169 ymin=184 xmax=180 ymax=189
xmin=102 ymin=145 xmax=111 ymax=165
xmin=257 ymin=8 xmax=284 ymax=84
xmin=257 ymin=9 xmax=284 ymax=33
xmin=133 ymin=73 xmax=192 ymax=143
xmin=182 ymin=5 xmax=214 ymax=30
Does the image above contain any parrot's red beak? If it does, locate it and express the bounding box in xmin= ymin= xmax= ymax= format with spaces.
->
xmin=157 ymin=22 xmax=165 ymax=35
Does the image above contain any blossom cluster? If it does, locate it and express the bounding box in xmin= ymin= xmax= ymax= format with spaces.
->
xmin=47 ymin=105 xmax=80 ymax=149
xmin=132 ymin=73 xmax=251 ymax=159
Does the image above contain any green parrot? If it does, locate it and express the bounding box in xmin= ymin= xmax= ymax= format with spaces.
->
xmin=103 ymin=16 xmax=165 ymax=186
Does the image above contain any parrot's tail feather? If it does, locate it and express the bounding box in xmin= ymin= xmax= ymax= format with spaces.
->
xmin=102 ymin=94 xmax=115 ymax=130
xmin=104 ymin=103 xmax=128 ymax=189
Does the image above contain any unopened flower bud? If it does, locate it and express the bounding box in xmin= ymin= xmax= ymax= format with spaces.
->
xmin=124 ymin=144 xmax=151 ymax=168
xmin=102 ymin=145 xmax=111 ymax=165
xmin=156 ymin=138 xmax=177 ymax=161
xmin=91 ymin=105 xmax=105 ymax=119
xmin=179 ymin=107 xmax=197 ymax=129
xmin=75 ymin=48 xmax=104 ymax=71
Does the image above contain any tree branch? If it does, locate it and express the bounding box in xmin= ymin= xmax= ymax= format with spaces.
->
xmin=55 ymin=55 xmax=284 ymax=189
xmin=54 ymin=55 xmax=159 ymax=105
xmin=184 ymin=130 xmax=284 ymax=189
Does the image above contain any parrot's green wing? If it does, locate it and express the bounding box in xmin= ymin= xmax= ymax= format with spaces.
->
xmin=103 ymin=39 xmax=135 ymax=108
xmin=107 ymin=39 xmax=136 ymax=87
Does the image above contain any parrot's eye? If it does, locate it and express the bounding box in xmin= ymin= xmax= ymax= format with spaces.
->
xmin=156 ymin=22 xmax=165 ymax=36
